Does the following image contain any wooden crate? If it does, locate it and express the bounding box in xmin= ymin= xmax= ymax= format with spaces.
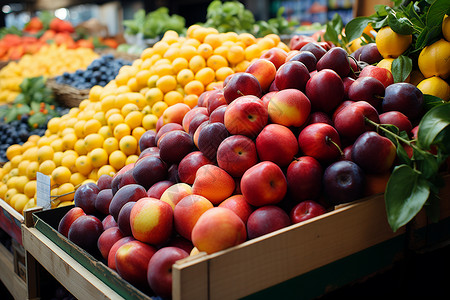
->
xmin=22 ymin=174 xmax=450 ymax=299
xmin=0 ymin=199 xmax=28 ymax=298
xmin=0 ymin=198 xmax=24 ymax=245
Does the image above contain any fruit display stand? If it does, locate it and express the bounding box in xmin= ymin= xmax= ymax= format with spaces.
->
xmin=20 ymin=174 xmax=450 ymax=300
xmin=0 ymin=199 xmax=27 ymax=299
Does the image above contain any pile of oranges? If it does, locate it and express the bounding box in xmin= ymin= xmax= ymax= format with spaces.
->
xmin=0 ymin=25 xmax=290 ymax=215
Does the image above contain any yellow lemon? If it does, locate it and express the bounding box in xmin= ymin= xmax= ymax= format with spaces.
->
xmin=119 ymin=135 xmax=138 ymax=156
xmin=75 ymin=155 xmax=93 ymax=176
xmin=88 ymin=148 xmax=109 ymax=168
xmin=418 ymin=39 xmax=450 ymax=79
xmin=376 ymin=26 xmax=412 ymax=58
xmin=443 ymin=14 xmax=450 ymax=42
xmin=57 ymin=183 xmax=75 ymax=202
xmin=37 ymin=145 xmax=55 ymax=163
xmin=38 ymin=160 xmax=56 ymax=176
xmin=6 ymin=144 xmax=22 ymax=161
xmin=97 ymin=165 xmax=116 ymax=178
xmin=124 ymin=110 xmax=143 ymax=130
xmin=26 ymin=161 xmax=39 ymax=180
xmin=142 ymin=114 xmax=159 ymax=130
xmin=109 ymin=150 xmax=127 ymax=170
xmin=103 ymin=137 xmax=119 ymax=155
xmin=24 ymin=180 xmax=37 ymax=198
xmin=416 ymin=76 xmax=450 ymax=101
xmin=70 ymin=172 xmax=86 ymax=187
xmin=84 ymin=133 xmax=105 ymax=152
xmin=52 ymin=166 xmax=72 ymax=185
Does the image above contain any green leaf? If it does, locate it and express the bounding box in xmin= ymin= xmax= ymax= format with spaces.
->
xmin=415 ymin=25 xmax=442 ymax=49
xmin=417 ymin=103 xmax=450 ymax=149
xmin=423 ymin=94 xmax=445 ymax=110
xmin=391 ymin=55 xmax=412 ymax=83
xmin=385 ymin=165 xmax=431 ymax=232
xmin=413 ymin=148 xmax=439 ymax=179
xmin=344 ymin=17 xmax=371 ymax=42
xmin=426 ymin=0 xmax=450 ymax=28
xmin=387 ymin=13 xmax=414 ymax=35
xmin=373 ymin=16 xmax=389 ymax=30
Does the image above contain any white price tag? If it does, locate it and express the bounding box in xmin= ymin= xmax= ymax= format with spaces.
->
xmin=36 ymin=172 xmax=51 ymax=210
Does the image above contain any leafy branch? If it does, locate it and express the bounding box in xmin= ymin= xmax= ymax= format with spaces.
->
xmin=364 ymin=102 xmax=450 ymax=232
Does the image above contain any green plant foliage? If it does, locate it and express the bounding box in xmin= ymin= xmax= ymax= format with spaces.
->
xmin=123 ymin=7 xmax=186 ymax=39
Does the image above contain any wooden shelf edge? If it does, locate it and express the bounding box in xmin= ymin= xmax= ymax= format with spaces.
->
xmin=21 ymin=225 xmax=123 ymax=300
xmin=0 ymin=243 xmax=27 ymax=300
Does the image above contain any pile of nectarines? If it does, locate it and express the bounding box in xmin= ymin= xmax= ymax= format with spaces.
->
xmin=58 ymin=39 xmax=425 ymax=298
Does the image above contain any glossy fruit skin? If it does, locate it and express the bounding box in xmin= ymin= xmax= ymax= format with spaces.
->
xmin=298 ymin=123 xmax=342 ymax=163
xmin=351 ymin=131 xmax=397 ymax=174
xmin=382 ymin=82 xmax=424 ymax=120
xmin=323 ymin=160 xmax=365 ymax=205
xmin=375 ymin=26 xmax=412 ymax=59
xmin=305 ymin=69 xmax=344 ymax=114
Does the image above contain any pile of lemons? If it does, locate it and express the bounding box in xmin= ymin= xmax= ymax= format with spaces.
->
xmin=0 ymin=44 xmax=99 ymax=104
xmin=375 ymin=15 xmax=450 ymax=101
xmin=0 ymin=25 xmax=289 ymax=215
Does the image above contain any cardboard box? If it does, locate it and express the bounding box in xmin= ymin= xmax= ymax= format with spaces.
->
xmin=23 ymin=174 xmax=450 ymax=299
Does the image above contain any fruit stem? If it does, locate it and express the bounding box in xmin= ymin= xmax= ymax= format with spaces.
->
xmin=326 ymin=136 xmax=344 ymax=157
xmin=364 ymin=117 xmax=411 ymax=145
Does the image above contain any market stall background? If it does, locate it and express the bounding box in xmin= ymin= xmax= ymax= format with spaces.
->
xmin=0 ymin=1 xmax=448 ymax=298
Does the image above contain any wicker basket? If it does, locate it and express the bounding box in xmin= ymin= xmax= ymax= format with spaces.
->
xmin=46 ymin=78 xmax=90 ymax=108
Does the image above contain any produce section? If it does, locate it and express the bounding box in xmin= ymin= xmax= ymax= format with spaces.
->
xmin=0 ymin=0 xmax=449 ymax=299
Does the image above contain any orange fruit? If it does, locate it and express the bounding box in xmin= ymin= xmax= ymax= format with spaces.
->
xmin=198 ymin=43 xmax=213 ymax=59
xmin=164 ymin=90 xmax=184 ymax=106
xmin=74 ymin=139 xmax=88 ymax=155
xmin=172 ymin=57 xmax=189 ymax=74
xmin=121 ymin=103 xmax=139 ymax=117
xmin=184 ymin=94 xmax=199 ymax=108
xmin=132 ymin=127 xmax=146 ymax=142
xmin=184 ymin=80 xmax=205 ymax=96
xmin=125 ymin=155 xmax=139 ymax=165
xmin=62 ymin=133 xmax=77 ymax=151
